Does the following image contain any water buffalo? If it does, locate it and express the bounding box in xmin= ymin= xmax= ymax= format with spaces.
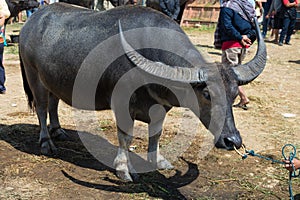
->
xmin=19 ymin=3 xmax=266 ymax=182
xmin=5 ymin=0 xmax=39 ymax=22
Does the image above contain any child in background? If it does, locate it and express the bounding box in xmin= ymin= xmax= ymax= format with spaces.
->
xmin=0 ymin=0 xmax=10 ymax=94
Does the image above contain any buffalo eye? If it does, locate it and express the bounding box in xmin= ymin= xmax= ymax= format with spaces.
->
xmin=202 ymin=88 xmax=211 ymax=101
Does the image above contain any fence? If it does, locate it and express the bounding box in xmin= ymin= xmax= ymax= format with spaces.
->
xmin=180 ymin=0 xmax=220 ymax=27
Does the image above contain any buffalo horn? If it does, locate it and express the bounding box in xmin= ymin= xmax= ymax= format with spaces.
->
xmin=232 ymin=17 xmax=267 ymax=85
xmin=118 ymin=21 xmax=207 ymax=84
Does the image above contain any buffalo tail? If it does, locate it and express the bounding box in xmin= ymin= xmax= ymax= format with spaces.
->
xmin=19 ymin=52 xmax=34 ymax=110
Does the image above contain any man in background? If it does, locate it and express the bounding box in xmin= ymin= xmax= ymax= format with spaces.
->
xmin=159 ymin=0 xmax=180 ymax=22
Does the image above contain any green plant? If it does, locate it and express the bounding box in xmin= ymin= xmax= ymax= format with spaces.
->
xmin=182 ymin=24 xmax=216 ymax=33
xmin=4 ymin=45 xmax=19 ymax=55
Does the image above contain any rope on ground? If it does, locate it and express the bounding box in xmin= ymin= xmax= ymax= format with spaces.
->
xmin=234 ymin=144 xmax=300 ymax=200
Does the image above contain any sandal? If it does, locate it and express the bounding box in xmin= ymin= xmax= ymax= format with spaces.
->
xmin=233 ymin=103 xmax=248 ymax=110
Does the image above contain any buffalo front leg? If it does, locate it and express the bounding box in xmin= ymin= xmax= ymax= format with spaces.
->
xmin=113 ymin=121 xmax=135 ymax=182
xmin=148 ymin=119 xmax=174 ymax=170
xmin=48 ymin=93 xmax=69 ymax=140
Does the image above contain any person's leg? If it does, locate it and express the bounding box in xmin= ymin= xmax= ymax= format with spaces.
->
xmin=0 ymin=43 xmax=5 ymax=93
xmin=272 ymin=15 xmax=280 ymax=43
xmin=269 ymin=18 xmax=274 ymax=39
xmin=262 ymin=14 xmax=270 ymax=37
xmin=274 ymin=29 xmax=279 ymax=43
xmin=237 ymin=48 xmax=249 ymax=107
xmin=279 ymin=17 xmax=289 ymax=45
xmin=222 ymin=48 xmax=249 ymax=108
xmin=285 ymin=18 xmax=296 ymax=44
xmin=270 ymin=29 xmax=274 ymax=36
xmin=222 ymin=48 xmax=240 ymax=66
xmin=95 ymin=0 xmax=104 ymax=10
xmin=237 ymin=86 xmax=249 ymax=105
xmin=18 ymin=12 xmax=23 ymax=23
xmin=262 ymin=1 xmax=271 ymax=37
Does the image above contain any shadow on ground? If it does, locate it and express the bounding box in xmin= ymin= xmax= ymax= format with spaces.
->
xmin=288 ymin=60 xmax=300 ymax=65
xmin=0 ymin=123 xmax=200 ymax=200
xmin=294 ymin=194 xmax=300 ymax=200
xmin=195 ymin=44 xmax=223 ymax=57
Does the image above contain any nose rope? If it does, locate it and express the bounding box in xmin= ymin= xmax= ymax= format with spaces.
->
xmin=234 ymin=144 xmax=299 ymax=200
xmin=233 ymin=144 xmax=284 ymax=164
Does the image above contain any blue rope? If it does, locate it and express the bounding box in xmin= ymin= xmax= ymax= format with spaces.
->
xmin=238 ymin=144 xmax=299 ymax=200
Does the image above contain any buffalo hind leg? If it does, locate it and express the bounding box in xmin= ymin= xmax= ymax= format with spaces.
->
xmin=34 ymin=87 xmax=57 ymax=155
xmin=24 ymin=64 xmax=56 ymax=155
xmin=113 ymin=122 xmax=135 ymax=182
xmin=48 ymin=93 xmax=69 ymax=140
xmin=148 ymin=119 xmax=174 ymax=170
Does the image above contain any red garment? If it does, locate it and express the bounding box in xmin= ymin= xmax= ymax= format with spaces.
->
xmin=0 ymin=27 xmax=5 ymax=44
xmin=282 ymin=0 xmax=298 ymax=5
xmin=221 ymin=41 xmax=250 ymax=50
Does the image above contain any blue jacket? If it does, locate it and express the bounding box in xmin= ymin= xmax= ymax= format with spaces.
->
xmin=159 ymin=0 xmax=180 ymax=20
xmin=219 ymin=7 xmax=256 ymax=43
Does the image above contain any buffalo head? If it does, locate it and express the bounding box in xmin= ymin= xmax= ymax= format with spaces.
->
xmin=119 ymin=18 xmax=266 ymax=150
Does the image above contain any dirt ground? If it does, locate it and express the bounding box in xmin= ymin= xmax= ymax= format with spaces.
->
xmin=0 ymin=22 xmax=299 ymax=200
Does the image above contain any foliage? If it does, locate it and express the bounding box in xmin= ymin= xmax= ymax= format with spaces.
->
xmin=4 ymin=44 xmax=18 ymax=55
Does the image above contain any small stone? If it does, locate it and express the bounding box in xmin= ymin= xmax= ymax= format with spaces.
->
xmin=5 ymin=187 xmax=14 ymax=191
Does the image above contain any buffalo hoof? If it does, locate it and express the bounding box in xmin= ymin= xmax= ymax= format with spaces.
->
xmin=157 ymin=159 xmax=174 ymax=170
xmin=40 ymin=138 xmax=57 ymax=156
xmin=130 ymin=172 xmax=139 ymax=182
xmin=116 ymin=170 xmax=133 ymax=182
xmin=50 ymin=128 xmax=70 ymax=141
xmin=148 ymin=154 xmax=174 ymax=170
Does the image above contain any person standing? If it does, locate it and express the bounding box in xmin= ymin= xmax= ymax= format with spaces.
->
xmin=159 ymin=0 xmax=180 ymax=22
xmin=0 ymin=0 xmax=10 ymax=94
xmin=278 ymin=0 xmax=298 ymax=46
xmin=261 ymin=0 xmax=273 ymax=38
xmin=265 ymin=0 xmax=284 ymax=43
xmin=217 ymin=0 xmax=257 ymax=109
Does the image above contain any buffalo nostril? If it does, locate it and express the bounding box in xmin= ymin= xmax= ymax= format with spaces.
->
xmin=224 ymin=138 xmax=234 ymax=149
xmin=224 ymin=136 xmax=242 ymax=150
